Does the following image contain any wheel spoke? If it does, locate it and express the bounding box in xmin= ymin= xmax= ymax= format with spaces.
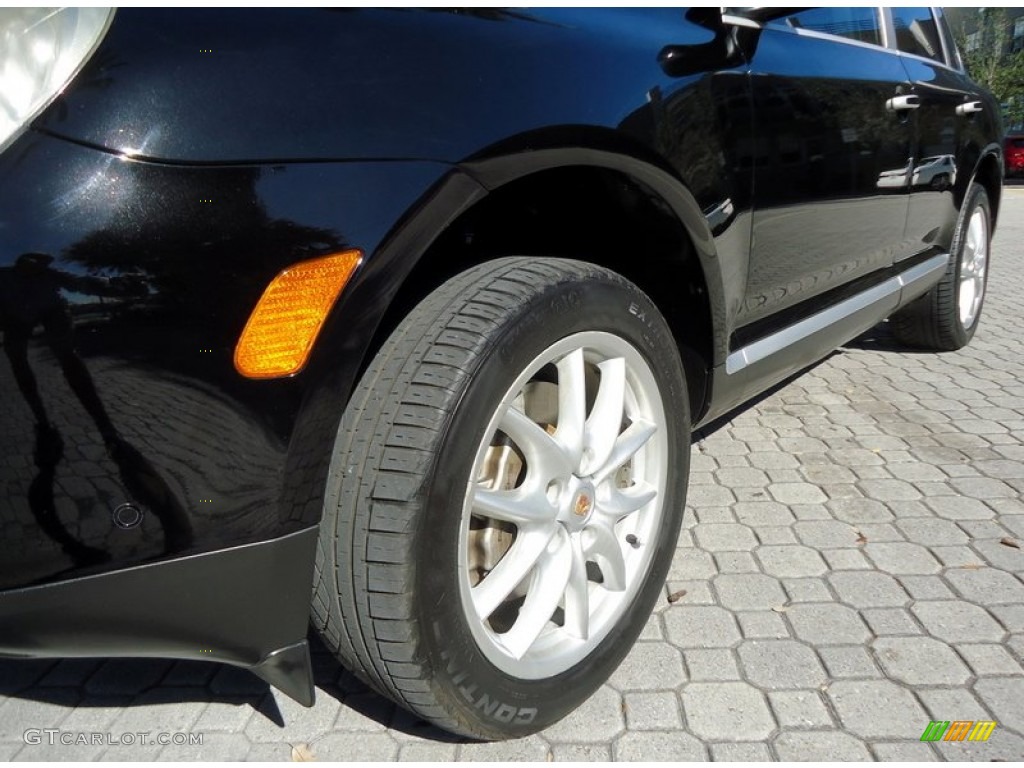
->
xmin=553 ymin=349 xmax=586 ymax=471
xmin=965 ymin=224 xmax=978 ymax=256
xmin=597 ymin=480 xmax=657 ymax=519
xmin=500 ymin=530 xmax=572 ymax=659
xmin=472 ymin=526 xmax=556 ymax=619
xmin=583 ymin=357 xmax=625 ymax=475
xmin=474 ymin=486 xmax=552 ymax=526
xmin=592 ymin=419 xmax=656 ymax=485
xmin=972 ymin=213 xmax=985 ymax=246
xmin=584 ymin=520 xmax=627 ymax=592
xmin=562 ymin=533 xmax=590 ymax=640
xmin=960 ymin=281 xmax=976 ymax=315
xmin=500 ymin=406 xmax=571 ymax=478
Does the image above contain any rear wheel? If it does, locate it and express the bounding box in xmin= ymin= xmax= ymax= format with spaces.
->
xmin=311 ymin=257 xmax=689 ymax=739
xmin=891 ymin=183 xmax=991 ymax=350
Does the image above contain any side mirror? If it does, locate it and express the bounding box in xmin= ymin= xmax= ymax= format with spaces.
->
xmin=658 ymin=9 xmax=731 ymax=77
xmin=658 ymin=7 xmax=804 ymax=76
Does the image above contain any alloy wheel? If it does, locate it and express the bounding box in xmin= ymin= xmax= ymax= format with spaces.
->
xmin=958 ymin=207 xmax=988 ymax=330
xmin=458 ymin=331 xmax=668 ymax=679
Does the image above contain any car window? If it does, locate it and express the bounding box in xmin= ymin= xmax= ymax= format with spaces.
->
xmin=765 ymin=8 xmax=882 ymax=47
xmin=891 ymin=7 xmax=944 ymax=63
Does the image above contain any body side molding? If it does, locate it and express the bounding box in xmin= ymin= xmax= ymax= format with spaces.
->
xmin=726 ymin=253 xmax=950 ymax=375
xmin=698 ymin=253 xmax=949 ymax=427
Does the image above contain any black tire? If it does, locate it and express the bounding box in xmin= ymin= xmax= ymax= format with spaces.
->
xmin=311 ymin=257 xmax=690 ymax=739
xmin=891 ymin=183 xmax=991 ymax=351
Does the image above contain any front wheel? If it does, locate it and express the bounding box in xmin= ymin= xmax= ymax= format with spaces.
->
xmin=311 ymin=258 xmax=690 ymax=739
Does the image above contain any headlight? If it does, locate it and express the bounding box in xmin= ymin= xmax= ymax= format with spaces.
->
xmin=0 ymin=7 xmax=113 ymax=153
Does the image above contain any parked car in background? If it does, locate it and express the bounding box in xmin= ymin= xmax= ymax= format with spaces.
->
xmin=0 ymin=7 xmax=1003 ymax=739
xmin=1006 ymin=134 xmax=1024 ymax=177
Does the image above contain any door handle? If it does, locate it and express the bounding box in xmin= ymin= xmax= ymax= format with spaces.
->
xmin=886 ymin=94 xmax=921 ymax=112
xmin=956 ymin=100 xmax=984 ymax=116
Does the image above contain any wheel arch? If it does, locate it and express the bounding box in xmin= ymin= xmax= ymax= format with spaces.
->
xmin=283 ymin=141 xmax=726 ymax=535
xmin=970 ymin=143 xmax=1004 ymax=230
xmin=359 ymin=143 xmax=727 ymax=426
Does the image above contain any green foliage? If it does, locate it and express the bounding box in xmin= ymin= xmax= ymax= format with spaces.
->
xmin=956 ymin=8 xmax=1024 ymax=129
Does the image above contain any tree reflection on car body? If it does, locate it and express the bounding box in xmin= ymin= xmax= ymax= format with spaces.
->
xmin=0 ymin=253 xmax=192 ymax=569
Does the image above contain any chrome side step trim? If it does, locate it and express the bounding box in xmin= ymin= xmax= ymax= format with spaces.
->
xmin=896 ymin=252 xmax=950 ymax=299
xmin=726 ymin=253 xmax=949 ymax=375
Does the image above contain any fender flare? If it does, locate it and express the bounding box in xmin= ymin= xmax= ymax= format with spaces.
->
xmin=286 ymin=142 xmax=730 ymax=532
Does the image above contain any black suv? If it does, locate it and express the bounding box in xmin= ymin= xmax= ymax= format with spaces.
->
xmin=0 ymin=7 xmax=1003 ymax=739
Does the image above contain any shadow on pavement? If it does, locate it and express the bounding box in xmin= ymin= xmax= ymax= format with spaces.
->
xmin=842 ymin=317 xmax=944 ymax=355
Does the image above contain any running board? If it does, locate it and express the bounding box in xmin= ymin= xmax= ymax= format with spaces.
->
xmin=726 ymin=254 xmax=949 ymax=375
xmin=701 ymin=254 xmax=948 ymax=426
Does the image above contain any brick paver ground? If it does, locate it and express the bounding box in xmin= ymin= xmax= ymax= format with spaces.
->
xmin=3 ymin=189 xmax=1023 ymax=761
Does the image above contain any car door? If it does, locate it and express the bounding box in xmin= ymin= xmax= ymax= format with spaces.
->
xmin=889 ymin=7 xmax=1000 ymax=262
xmin=737 ymin=8 xmax=916 ymax=335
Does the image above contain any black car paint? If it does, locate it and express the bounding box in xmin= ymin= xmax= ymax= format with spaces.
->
xmin=902 ymin=53 xmax=1000 ymax=255
xmin=0 ymin=7 xmax=737 ymax=588
xmin=0 ymin=131 xmax=453 ymax=585
xmin=0 ymin=8 xmax=1002 ymax=701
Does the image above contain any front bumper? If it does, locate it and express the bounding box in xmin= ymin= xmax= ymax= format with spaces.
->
xmin=0 ymin=129 xmax=450 ymax=590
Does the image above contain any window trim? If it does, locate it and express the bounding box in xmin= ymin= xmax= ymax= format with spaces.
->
xmin=762 ymin=8 xmax=889 ymax=54
xmin=759 ymin=7 xmax=967 ymax=75
xmin=932 ymin=7 xmax=957 ymax=69
xmin=883 ymin=7 xmax=965 ymax=73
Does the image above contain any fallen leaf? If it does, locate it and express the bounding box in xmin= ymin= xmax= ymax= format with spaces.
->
xmin=772 ymin=604 xmax=790 ymax=613
xmin=854 ymin=531 xmax=868 ymax=546
xmin=667 ymin=589 xmax=688 ymax=604
xmin=1000 ymin=537 xmax=1021 ymax=550
xmin=546 ymin=751 xmax=554 ymax=762
xmin=962 ymin=563 xmax=982 ymax=570
xmin=291 ymin=744 xmax=316 ymax=762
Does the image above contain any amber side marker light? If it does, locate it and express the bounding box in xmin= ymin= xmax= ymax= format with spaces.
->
xmin=234 ymin=250 xmax=362 ymax=379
